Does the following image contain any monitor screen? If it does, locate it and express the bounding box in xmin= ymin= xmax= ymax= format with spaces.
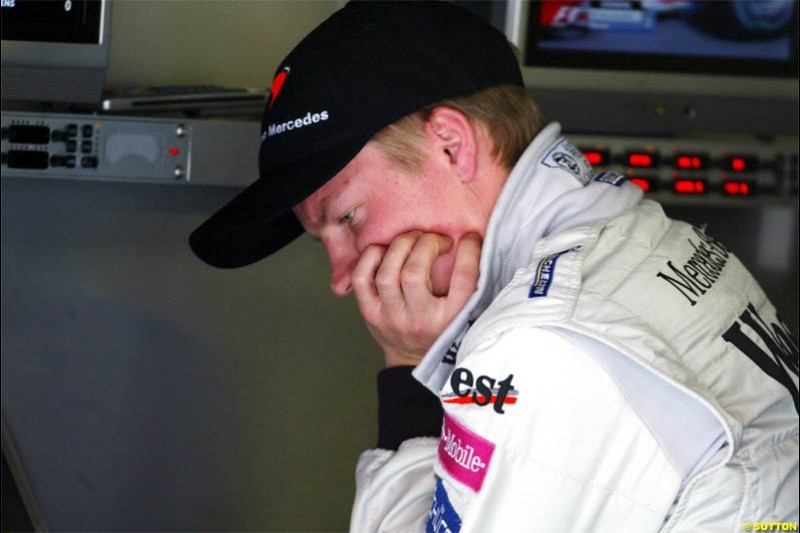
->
xmin=1 ymin=0 xmax=103 ymax=45
xmin=526 ymin=0 xmax=798 ymax=77
xmin=1 ymin=0 xmax=110 ymax=105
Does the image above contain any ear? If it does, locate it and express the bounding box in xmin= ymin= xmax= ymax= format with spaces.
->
xmin=424 ymin=107 xmax=478 ymax=183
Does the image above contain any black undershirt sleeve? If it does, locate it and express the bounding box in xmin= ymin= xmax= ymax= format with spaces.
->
xmin=376 ymin=366 xmax=444 ymax=451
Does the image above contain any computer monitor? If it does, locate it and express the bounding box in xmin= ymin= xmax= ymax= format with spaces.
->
xmin=1 ymin=0 xmax=112 ymax=106
xmin=511 ymin=0 xmax=799 ymax=136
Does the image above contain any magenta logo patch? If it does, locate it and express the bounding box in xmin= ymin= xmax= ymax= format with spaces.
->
xmin=438 ymin=412 xmax=495 ymax=492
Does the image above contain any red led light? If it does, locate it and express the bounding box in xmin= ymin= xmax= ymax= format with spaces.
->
xmin=168 ymin=147 xmax=180 ymax=157
xmin=731 ymin=157 xmax=746 ymax=171
xmin=629 ymin=153 xmax=652 ymax=167
xmin=676 ymin=155 xmax=704 ymax=169
xmin=674 ymin=180 xmax=705 ymax=194
xmin=584 ymin=151 xmax=603 ymax=165
xmin=723 ymin=181 xmax=751 ymax=196
xmin=630 ymin=178 xmax=651 ymax=192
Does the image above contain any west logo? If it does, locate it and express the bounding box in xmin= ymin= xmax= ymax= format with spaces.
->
xmin=723 ymin=302 xmax=799 ymax=414
xmin=443 ymin=368 xmax=517 ymax=414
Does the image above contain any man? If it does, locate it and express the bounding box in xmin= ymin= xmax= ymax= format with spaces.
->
xmin=190 ymin=2 xmax=799 ymax=531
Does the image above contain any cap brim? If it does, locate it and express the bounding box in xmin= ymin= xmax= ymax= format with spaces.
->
xmin=190 ymin=135 xmax=369 ymax=268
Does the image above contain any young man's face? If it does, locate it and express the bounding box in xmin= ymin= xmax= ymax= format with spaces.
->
xmin=292 ymin=140 xmax=490 ymax=298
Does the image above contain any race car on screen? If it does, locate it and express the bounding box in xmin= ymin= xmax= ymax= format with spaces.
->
xmin=539 ymin=0 xmax=796 ymax=38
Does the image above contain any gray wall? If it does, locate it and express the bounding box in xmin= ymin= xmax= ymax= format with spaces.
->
xmin=3 ymin=1 xmax=387 ymax=531
xmin=1 ymin=176 xmax=384 ymax=531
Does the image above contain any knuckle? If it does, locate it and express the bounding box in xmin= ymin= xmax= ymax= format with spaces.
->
xmin=391 ymin=232 xmax=418 ymax=250
xmin=419 ymin=232 xmax=443 ymax=249
xmin=400 ymin=265 xmax=425 ymax=287
xmin=374 ymin=271 xmax=395 ymax=291
xmin=351 ymin=271 xmax=371 ymax=289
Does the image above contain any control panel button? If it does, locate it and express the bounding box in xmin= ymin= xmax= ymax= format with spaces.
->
xmin=81 ymin=140 xmax=93 ymax=154
xmin=66 ymin=140 xmax=77 ymax=153
xmin=50 ymin=154 xmax=78 ymax=169
xmin=51 ymin=130 xmax=68 ymax=143
xmin=81 ymin=125 xmax=93 ymax=138
xmin=81 ymin=156 xmax=99 ymax=169
xmin=66 ymin=124 xmax=78 ymax=137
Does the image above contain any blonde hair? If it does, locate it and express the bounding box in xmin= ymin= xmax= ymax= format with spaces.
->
xmin=372 ymin=84 xmax=544 ymax=173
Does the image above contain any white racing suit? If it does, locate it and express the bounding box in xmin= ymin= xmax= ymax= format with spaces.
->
xmin=350 ymin=124 xmax=799 ymax=532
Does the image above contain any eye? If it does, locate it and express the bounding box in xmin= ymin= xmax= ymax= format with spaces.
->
xmin=338 ymin=207 xmax=357 ymax=226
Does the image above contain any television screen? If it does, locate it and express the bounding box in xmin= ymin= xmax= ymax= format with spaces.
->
xmin=526 ymin=0 xmax=798 ymax=77
xmin=1 ymin=0 xmax=103 ymax=45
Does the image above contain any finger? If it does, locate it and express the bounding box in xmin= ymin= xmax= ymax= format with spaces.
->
xmin=444 ymin=233 xmax=481 ymax=314
xmin=401 ymin=233 xmax=453 ymax=307
xmin=374 ymin=231 xmax=422 ymax=309
xmin=351 ymin=244 xmax=386 ymax=315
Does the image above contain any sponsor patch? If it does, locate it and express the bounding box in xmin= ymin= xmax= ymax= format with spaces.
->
xmin=593 ymin=171 xmax=628 ymax=187
xmin=438 ymin=412 xmax=495 ymax=492
xmin=541 ymin=138 xmax=593 ymax=184
xmin=442 ymin=368 xmax=517 ymax=414
xmin=427 ymin=477 xmax=462 ymax=533
xmin=528 ymin=246 xmax=581 ymax=298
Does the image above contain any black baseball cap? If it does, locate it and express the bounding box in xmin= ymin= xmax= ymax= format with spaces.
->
xmin=190 ymin=1 xmax=523 ymax=268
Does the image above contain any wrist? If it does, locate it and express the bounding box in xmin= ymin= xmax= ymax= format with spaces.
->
xmin=384 ymin=350 xmax=424 ymax=369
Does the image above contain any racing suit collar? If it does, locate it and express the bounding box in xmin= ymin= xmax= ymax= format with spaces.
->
xmin=413 ymin=122 xmax=644 ymax=394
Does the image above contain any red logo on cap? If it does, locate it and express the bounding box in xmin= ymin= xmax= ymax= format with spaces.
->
xmin=269 ymin=67 xmax=290 ymax=109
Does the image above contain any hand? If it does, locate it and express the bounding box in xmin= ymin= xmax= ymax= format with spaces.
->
xmin=352 ymin=231 xmax=482 ymax=368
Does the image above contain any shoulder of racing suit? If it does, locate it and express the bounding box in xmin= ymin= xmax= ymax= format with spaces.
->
xmin=439 ymin=198 xmax=798 ymax=532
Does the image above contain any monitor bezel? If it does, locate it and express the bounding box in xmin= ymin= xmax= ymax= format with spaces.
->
xmin=1 ymin=0 xmax=111 ymax=72
xmin=523 ymin=1 xmax=799 ymax=79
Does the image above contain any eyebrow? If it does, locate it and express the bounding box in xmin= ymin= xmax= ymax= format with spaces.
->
xmin=301 ymin=195 xmax=330 ymax=242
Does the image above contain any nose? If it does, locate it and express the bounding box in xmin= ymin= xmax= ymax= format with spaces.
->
xmin=324 ymin=239 xmax=358 ymax=297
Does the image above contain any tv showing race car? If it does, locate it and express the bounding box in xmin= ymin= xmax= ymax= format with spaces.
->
xmin=527 ymin=0 xmax=798 ymax=76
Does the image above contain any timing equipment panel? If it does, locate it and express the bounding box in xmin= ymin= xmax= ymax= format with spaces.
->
xmin=1 ymin=111 xmax=260 ymax=186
